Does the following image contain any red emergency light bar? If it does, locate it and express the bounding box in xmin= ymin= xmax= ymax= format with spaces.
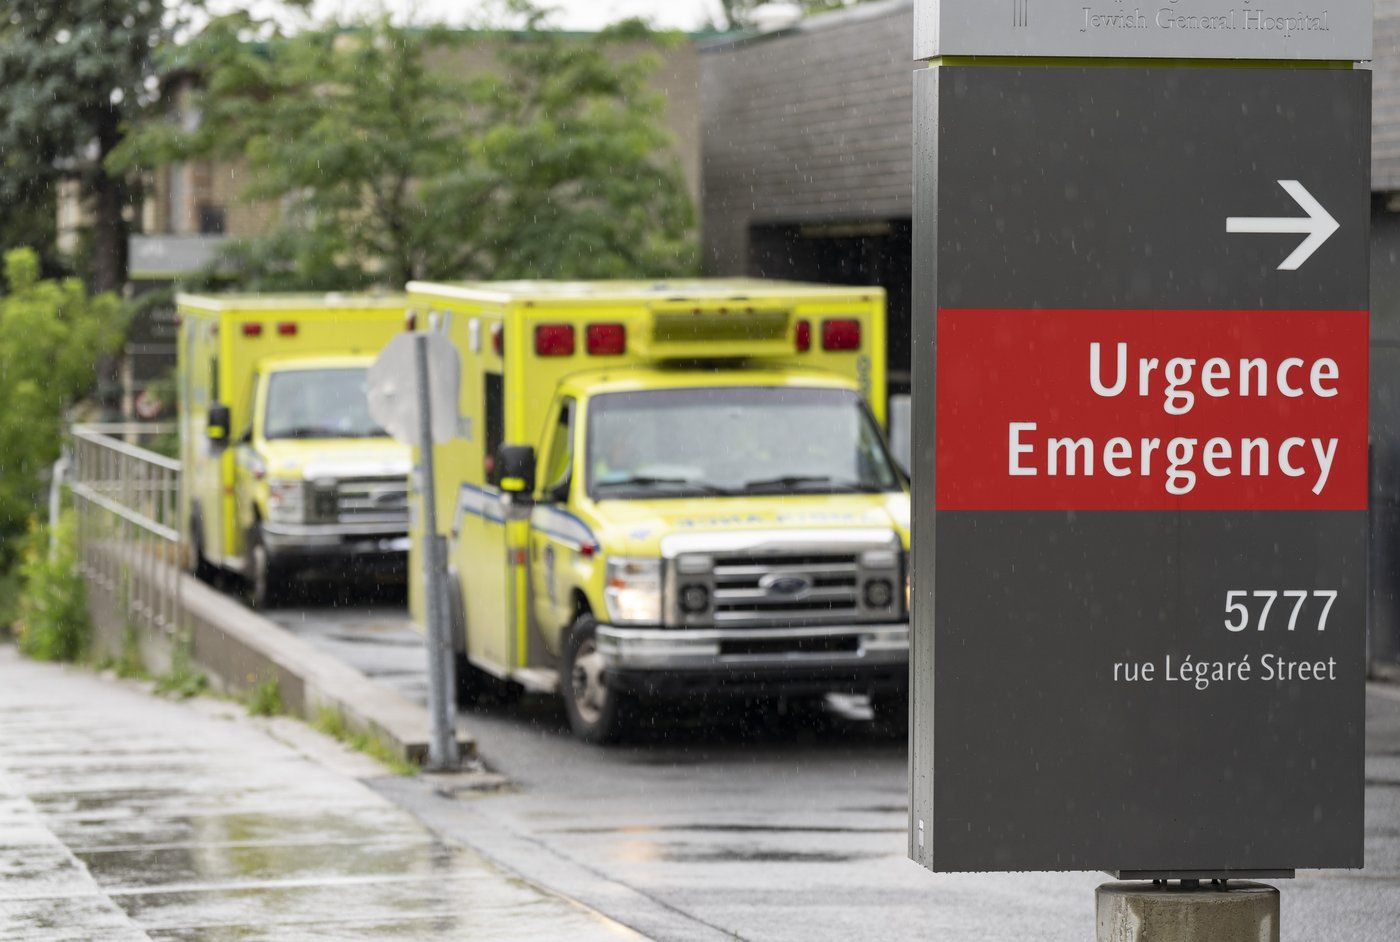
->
xmin=491 ymin=323 xmax=504 ymax=357
xmin=535 ymin=324 xmax=576 ymax=357
xmin=277 ymin=322 xmax=298 ymax=337
xmin=587 ymin=323 xmax=627 ymax=356
xmin=822 ymin=319 xmax=862 ymax=351
xmin=242 ymin=323 xmax=263 ymax=337
xmin=795 ymin=320 xmax=812 ymax=352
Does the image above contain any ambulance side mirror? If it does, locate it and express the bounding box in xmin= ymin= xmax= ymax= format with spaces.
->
xmin=496 ymin=445 xmax=536 ymax=495
xmin=207 ymin=403 xmax=231 ymax=449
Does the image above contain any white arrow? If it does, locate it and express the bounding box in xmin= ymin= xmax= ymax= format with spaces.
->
xmin=1226 ymin=180 xmax=1339 ymax=272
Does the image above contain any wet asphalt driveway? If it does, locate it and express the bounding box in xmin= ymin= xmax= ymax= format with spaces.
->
xmin=270 ymin=594 xmax=1400 ymax=942
xmin=0 ymin=647 xmax=637 ymax=941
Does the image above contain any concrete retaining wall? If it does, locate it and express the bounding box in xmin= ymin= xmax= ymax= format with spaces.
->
xmin=83 ymin=550 xmax=468 ymax=765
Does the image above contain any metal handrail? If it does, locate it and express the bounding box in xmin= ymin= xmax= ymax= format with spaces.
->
xmin=66 ymin=423 xmax=185 ymax=640
xmin=71 ymin=425 xmax=181 ymax=472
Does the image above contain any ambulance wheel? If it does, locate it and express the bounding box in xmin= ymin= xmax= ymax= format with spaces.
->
xmin=563 ymin=614 xmax=634 ymax=745
xmin=245 ymin=527 xmax=283 ymax=610
xmin=869 ymin=691 xmax=908 ymax=730
xmin=190 ymin=514 xmax=217 ymax=583
xmin=449 ymin=576 xmax=492 ymax=707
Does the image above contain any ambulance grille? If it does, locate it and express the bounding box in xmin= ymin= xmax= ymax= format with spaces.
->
xmin=331 ymin=477 xmax=410 ymax=524
xmin=709 ymin=553 xmax=862 ymax=626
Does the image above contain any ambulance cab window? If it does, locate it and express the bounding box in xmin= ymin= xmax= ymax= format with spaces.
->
xmin=540 ymin=399 xmax=576 ymax=500
xmin=484 ymin=373 xmax=504 ymax=485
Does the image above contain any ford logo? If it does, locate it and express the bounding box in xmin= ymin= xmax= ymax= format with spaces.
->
xmin=759 ymin=573 xmax=813 ymax=599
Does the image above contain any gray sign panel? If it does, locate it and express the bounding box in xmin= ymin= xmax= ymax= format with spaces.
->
xmin=910 ymin=66 xmax=1370 ymax=874
xmin=915 ymin=1 xmax=1373 ymax=62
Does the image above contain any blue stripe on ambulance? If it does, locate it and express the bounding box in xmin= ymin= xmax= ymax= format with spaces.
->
xmin=531 ymin=505 xmax=598 ymax=552
xmin=453 ymin=483 xmax=507 ymax=533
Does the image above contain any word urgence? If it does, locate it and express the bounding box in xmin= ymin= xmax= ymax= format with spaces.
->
xmin=1089 ymin=341 xmax=1340 ymax=417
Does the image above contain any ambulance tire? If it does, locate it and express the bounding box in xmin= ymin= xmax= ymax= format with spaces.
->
xmin=563 ymin=614 xmax=634 ymax=745
xmin=189 ymin=513 xmax=217 ymax=584
xmin=245 ymin=526 xmax=283 ymax=611
xmin=449 ymin=575 xmax=490 ymax=706
xmin=869 ymin=691 xmax=908 ymax=731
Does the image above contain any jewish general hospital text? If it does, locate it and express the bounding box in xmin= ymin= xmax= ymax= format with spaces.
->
xmin=934 ymin=308 xmax=1370 ymax=511
xmin=1081 ymin=4 xmax=1334 ymax=36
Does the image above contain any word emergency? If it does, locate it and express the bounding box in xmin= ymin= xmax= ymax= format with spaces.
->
xmin=1007 ymin=342 xmax=1342 ymax=497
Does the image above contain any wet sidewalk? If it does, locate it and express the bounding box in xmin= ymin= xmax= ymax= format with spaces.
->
xmin=0 ymin=646 xmax=640 ymax=941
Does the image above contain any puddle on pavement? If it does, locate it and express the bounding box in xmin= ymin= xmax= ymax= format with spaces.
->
xmin=326 ymin=631 xmax=422 ymax=647
xmin=80 ymin=839 xmax=462 ymax=890
xmin=550 ymin=822 xmax=904 ymax=835
xmin=654 ymin=845 xmax=888 ymax=864
xmin=53 ymin=808 xmax=424 ymax=852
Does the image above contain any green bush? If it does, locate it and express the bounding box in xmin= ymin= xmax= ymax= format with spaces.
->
xmin=13 ymin=513 xmax=91 ymax=663
xmin=0 ymin=248 xmax=124 ymax=574
xmin=246 ymin=677 xmax=284 ymax=717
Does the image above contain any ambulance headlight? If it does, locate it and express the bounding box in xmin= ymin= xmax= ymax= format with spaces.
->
xmin=605 ymin=557 xmax=663 ymax=625
xmin=267 ymin=479 xmax=306 ymax=524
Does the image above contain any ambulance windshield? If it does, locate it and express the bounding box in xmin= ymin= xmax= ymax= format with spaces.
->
xmin=587 ymin=386 xmax=902 ymax=500
xmin=264 ymin=368 xmax=387 ymax=441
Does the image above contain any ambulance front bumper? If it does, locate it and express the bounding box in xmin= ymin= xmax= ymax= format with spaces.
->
xmin=594 ymin=622 xmax=909 ymax=697
xmin=261 ymin=521 xmax=411 ymax=561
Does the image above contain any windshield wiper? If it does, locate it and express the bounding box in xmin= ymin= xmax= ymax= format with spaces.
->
xmin=271 ymin=426 xmax=344 ymax=440
xmin=740 ymin=474 xmax=887 ymax=494
xmin=596 ymin=475 xmax=733 ymax=496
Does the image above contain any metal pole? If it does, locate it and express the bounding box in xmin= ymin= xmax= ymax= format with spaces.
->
xmin=415 ymin=334 xmax=458 ymax=771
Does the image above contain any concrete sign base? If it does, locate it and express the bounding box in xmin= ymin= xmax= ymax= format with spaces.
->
xmin=1096 ymin=882 xmax=1280 ymax=942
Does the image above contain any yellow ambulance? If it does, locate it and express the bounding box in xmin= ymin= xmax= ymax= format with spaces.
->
xmin=408 ymin=280 xmax=910 ymax=742
xmin=177 ymin=294 xmax=411 ymax=607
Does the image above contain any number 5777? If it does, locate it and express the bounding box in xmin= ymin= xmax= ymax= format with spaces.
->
xmin=1225 ymin=590 xmax=1338 ymax=633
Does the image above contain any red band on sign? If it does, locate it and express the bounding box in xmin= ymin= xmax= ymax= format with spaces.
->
xmin=935 ymin=308 xmax=1370 ymax=511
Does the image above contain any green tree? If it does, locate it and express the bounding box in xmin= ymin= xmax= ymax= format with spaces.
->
xmin=116 ymin=5 xmax=696 ymax=288
xmin=0 ymin=1 xmax=196 ymax=291
xmin=0 ymin=249 xmax=124 ymax=572
xmin=469 ymin=14 xmax=695 ymax=279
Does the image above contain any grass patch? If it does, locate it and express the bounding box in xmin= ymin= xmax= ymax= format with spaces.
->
xmin=154 ymin=640 xmax=208 ymax=700
xmin=13 ymin=513 xmax=91 ymax=663
xmin=246 ymin=677 xmax=284 ymax=717
xmin=313 ymin=705 xmax=418 ymax=776
xmin=114 ymin=620 xmax=147 ymax=680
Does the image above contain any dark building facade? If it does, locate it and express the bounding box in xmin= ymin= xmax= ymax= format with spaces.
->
xmin=701 ymin=0 xmax=1400 ymax=667
xmin=702 ymin=1 xmax=916 ymax=387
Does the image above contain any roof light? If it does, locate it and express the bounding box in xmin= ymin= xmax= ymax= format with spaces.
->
xmin=491 ymin=323 xmax=504 ymax=357
xmin=822 ymin=319 xmax=862 ymax=352
xmin=277 ymin=322 xmax=298 ymax=337
xmin=242 ymin=323 xmax=263 ymax=337
xmin=795 ymin=320 xmax=812 ymax=353
xmin=405 ymin=310 xmax=418 ymax=331
xmin=586 ymin=323 xmax=626 ymax=356
xmin=535 ymin=324 xmax=575 ymax=357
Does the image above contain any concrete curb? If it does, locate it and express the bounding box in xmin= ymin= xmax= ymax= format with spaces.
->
xmin=180 ymin=575 xmax=472 ymax=765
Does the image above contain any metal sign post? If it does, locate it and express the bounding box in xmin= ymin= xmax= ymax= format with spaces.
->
xmin=909 ymin=1 xmax=1373 ymax=938
xmin=369 ymin=331 xmax=462 ymax=771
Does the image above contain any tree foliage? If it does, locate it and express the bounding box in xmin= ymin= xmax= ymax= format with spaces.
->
xmin=0 ymin=1 xmax=196 ymax=290
xmin=0 ymin=249 xmax=124 ymax=570
xmin=117 ymin=5 xmax=697 ymax=288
